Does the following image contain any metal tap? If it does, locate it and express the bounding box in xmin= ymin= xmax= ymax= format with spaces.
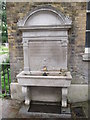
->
xmin=43 ymin=66 xmax=47 ymax=76
xmin=43 ymin=66 xmax=47 ymax=71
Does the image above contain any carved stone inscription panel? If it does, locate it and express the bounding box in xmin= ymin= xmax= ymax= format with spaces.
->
xmin=29 ymin=41 xmax=67 ymax=71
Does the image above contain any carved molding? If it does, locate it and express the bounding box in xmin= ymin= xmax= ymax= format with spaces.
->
xmin=62 ymin=88 xmax=68 ymax=107
xmin=17 ymin=6 xmax=72 ymax=28
xmin=22 ymin=86 xmax=31 ymax=105
xmin=23 ymin=42 xmax=29 ymax=47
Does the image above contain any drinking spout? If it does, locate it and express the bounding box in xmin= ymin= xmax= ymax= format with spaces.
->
xmin=42 ymin=66 xmax=48 ymax=76
xmin=43 ymin=66 xmax=47 ymax=71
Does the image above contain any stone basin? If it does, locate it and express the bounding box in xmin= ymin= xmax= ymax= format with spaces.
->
xmin=17 ymin=71 xmax=72 ymax=87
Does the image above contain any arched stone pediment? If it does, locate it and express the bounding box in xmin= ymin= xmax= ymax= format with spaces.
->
xmin=25 ymin=10 xmax=64 ymax=26
xmin=17 ymin=6 xmax=72 ymax=27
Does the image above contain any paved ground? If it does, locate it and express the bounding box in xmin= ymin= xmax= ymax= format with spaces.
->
xmin=1 ymin=98 xmax=21 ymax=119
xmin=0 ymin=98 xmax=88 ymax=119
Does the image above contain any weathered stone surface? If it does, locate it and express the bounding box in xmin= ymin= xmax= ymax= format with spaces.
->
xmin=2 ymin=99 xmax=22 ymax=118
xmin=10 ymin=83 xmax=89 ymax=103
xmin=10 ymin=83 xmax=24 ymax=101
xmin=68 ymin=84 xmax=88 ymax=103
xmin=1 ymin=98 xmax=88 ymax=118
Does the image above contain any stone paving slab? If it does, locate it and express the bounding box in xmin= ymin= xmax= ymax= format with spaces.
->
xmin=1 ymin=98 xmax=22 ymax=119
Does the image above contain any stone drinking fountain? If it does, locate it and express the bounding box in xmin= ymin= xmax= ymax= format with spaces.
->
xmin=17 ymin=6 xmax=72 ymax=117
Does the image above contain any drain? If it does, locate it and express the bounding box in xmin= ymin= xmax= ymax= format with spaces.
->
xmin=42 ymin=72 xmax=48 ymax=76
xmin=71 ymin=107 xmax=86 ymax=118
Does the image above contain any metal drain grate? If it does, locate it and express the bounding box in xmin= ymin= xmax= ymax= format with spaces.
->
xmin=71 ymin=107 xmax=86 ymax=118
